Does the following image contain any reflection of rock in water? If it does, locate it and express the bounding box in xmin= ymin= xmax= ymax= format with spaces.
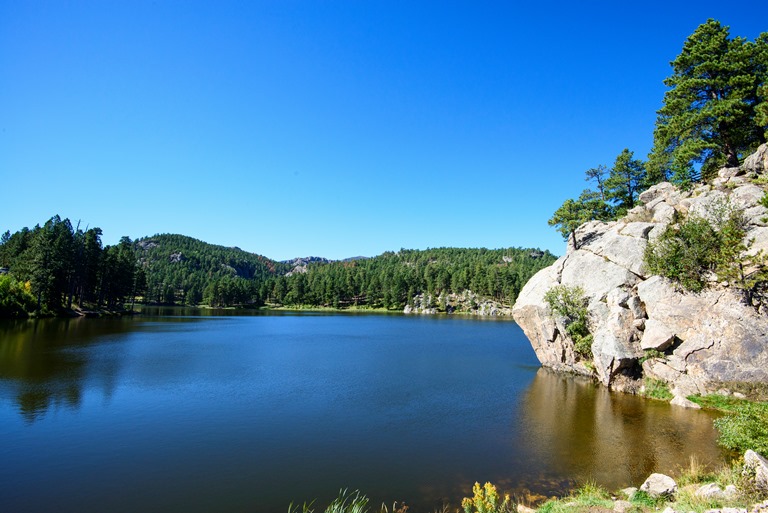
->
xmin=517 ymin=368 xmax=725 ymax=493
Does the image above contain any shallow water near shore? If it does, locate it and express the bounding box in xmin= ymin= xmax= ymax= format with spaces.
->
xmin=0 ymin=311 xmax=725 ymax=512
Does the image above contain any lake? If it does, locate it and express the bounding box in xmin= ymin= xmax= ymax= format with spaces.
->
xmin=0 ymin=311 xmax=726 ymax=512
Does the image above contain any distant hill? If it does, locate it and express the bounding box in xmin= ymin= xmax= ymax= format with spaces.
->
xmin=0 ymin=216 xmax=557 ymax=314
xmin=263 ymin=247 xmax=557 ymax=310
xmin=133 ymin=236 xmax=556 ymax=311
xmin=135 ymin=234 xmax=290 ymax=304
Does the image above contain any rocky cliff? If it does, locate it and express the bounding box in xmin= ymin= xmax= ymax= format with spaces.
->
xmin=513 ymin=144 xmax=768 ymax=397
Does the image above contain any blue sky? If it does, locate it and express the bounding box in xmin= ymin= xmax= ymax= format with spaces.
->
xmin=1 ymin=1 xmax=765 ymax=261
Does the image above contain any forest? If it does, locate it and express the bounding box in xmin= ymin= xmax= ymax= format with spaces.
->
xmin=0 ymin=223 xmax=555 ymax=318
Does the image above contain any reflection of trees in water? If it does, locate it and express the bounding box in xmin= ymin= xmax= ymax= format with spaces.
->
xmin=0 ymin=318 xmax=129 ymax=422
xmin=520 ymin=368 xmax=725 ymax=490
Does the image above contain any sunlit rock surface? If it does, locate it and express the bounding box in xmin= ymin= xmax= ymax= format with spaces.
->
xmin=513 ymin=144 xmax=768 ymax=393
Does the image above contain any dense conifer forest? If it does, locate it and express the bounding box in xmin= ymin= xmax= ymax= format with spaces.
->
xmin=0 ymin=219 xmax=555 ymax=317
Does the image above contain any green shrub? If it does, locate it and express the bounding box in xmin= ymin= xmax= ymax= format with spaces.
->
xmin=644 ymin=216 xmax=720 ymax=292
xmin=0 ymin=274 xmax=36 ymax=318
xmin=642 ymin=377 xmax=673 ymax=400
xmin=543 ymin=285 xmax=593 ymax=359
xmin=461 ymin=482 xmax=512 ymax=513
xmin=644 ymin=201 xmax=768 ymax=306
xmin=640 ymin=348 xmax=665 ymax=364
xmin=760 ymin=191 xmax=768 ymax=209
xmin=713 ymin=402 xmax=768 ymax=454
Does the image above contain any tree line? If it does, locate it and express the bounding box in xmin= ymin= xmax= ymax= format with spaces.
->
xmin=549 ymin=20 xmax=768 ymax=246
xmin=0 ymin=216 xmax=139 ymax=317
xmin=259 ymin=247 xmax=555 ymax=310
xmin=138 ymin=236 xmax=555 ymax=310
xmin=0 ymin=223 xmax=555 ymax=316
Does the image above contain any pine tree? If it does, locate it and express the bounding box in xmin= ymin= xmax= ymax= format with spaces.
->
xmin=604 ymin=148 xmax=646 ymax=216
xmin=548 ymin=190 xmax=613 ymax=250
xmin=648 ymin=20 xmax=768 ymax=183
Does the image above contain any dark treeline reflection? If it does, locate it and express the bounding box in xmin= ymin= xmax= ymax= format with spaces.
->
xmin=0 ymin=317 xmax=133 ymax=421
xmin=520 ymin=368 xmax=725 ymax=491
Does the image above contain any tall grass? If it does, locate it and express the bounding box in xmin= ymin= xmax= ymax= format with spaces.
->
xmin=288 ymin=490 xmax=370 ymax=513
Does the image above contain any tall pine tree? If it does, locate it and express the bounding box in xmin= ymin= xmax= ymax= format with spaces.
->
xmin=648 ymin=20 xmax=768 ymax=183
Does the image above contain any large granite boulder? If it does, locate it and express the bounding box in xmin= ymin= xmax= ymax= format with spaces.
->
xmin=513 ymin=144 xmax=768 ymax=393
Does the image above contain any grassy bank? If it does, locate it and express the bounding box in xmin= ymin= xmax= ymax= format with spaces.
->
xmin=291 ymin=458 xmax=767 ymax=513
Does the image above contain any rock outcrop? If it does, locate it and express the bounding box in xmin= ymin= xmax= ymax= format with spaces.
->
xmin=513 ymin=144 xmax=768 ymax=393
xmin=404 ymin=290 xmax=513 ymax=316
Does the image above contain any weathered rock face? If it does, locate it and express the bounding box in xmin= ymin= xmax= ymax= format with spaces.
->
xmin=513 ymin=144 xmax=768 ymax=393
xmin=404 ymin=290 xmax=513 ymax=316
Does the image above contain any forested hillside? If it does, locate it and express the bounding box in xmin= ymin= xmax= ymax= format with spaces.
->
xmin=135 ymin=234 xmax=289 ymax=306
xmin=261 ymin=247 xmax=555 ymax=310
xmin=0 ymin=217 xmax=554 ymax=317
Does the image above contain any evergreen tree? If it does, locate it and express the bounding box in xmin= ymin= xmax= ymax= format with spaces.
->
xmin=548 ymin=190 xmax=613 ymax=249
xmin=648 ymin=20 xmax=768 ymax=183
xmin=604 ymin=148 xmax=646 ymax=216
xmin=0 ymin=230 xmax=10 ymax=268
xmin=584 ymin=165 xmax=608 ymax=200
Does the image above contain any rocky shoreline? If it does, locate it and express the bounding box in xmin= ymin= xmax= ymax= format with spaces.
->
xmin=515 ymin=450 xmax=768 ymax=513
xmin=512 ymin=144 xmax=768 ymax=399
xmin=404 ymin=290 xmax=513 ymax=316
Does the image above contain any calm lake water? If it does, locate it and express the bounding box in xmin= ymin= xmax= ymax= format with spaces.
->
xmin=0 ymin=311 xmax=726 ymax=512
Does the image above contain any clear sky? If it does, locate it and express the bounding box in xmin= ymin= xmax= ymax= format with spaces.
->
xmin=1 ymin=1 xmax=765 ymax=261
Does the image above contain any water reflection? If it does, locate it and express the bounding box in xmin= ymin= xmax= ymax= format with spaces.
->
xmin=0 ymin=318 xmax=130 ymax=422
xmin=519 ymin=368 xmax=725 ymax=492
xmin=0 ymin=315 xmax=728 ymax=512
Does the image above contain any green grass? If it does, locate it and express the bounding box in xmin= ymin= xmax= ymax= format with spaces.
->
xmin=536 ymin=481 xmax=614 ymax=513
xmin=629 ymin=490 xmax=667 ymax=509
xmin=288 ymin=490 xmax=370 ymax=513
xmin=687 ymin=393 xmax=749 ymax=412
xmin=714 ymin=402 xmax=768 ymax=454
xmin=641 ymin=377 xmax=673 ymax=400
xmin=687 ymin=394 xmax=768 ymax=454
